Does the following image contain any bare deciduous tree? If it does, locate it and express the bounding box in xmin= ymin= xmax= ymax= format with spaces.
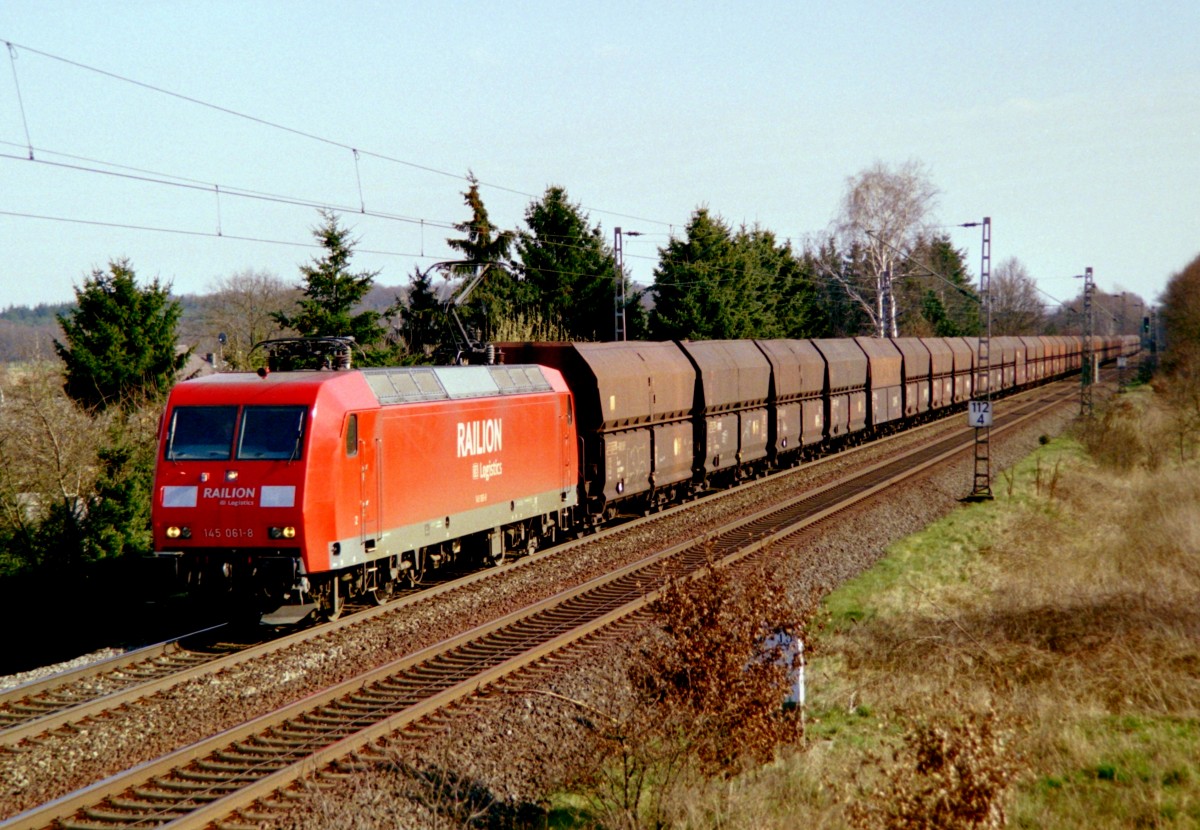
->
xmin=193 ymin=269 xmax=298 ymax=370
xmin=0 ymin=363 xmax=99 ymax=569
xmin=820 ymin=160 xmax=940 ymax=338
xmin=990 ymin=257 xmax=1044 ymax=334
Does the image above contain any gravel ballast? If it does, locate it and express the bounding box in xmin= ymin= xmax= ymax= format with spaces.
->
xmin=0 ymin=397 xmax=1078 ymax=821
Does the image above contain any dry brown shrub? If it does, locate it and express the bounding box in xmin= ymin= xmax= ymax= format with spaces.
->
xmin=1076 ymin=395 xmax=1145 ymax=471
xmin=847 ymin=704 xmax=1021 ymax=830
xmin=565 ymin=557 xmax=812 ymax=827
xmin=631 ymin=559 xmax=808 ymax=775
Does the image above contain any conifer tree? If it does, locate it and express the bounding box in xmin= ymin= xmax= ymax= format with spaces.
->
xmin=650 ymin=209 xmax=740 ymax=340
xmin=443 ymin=173 xmax=517 ymax=344
xmin=514 ymin=186 xmax=617 ymax=341
xmin=54 ymin=258 xmax=186 ymax=412
xmin=400 ymin=264 xmax=443 ymax=359
xmin=273 ymin=210 xmax=399 ymax=364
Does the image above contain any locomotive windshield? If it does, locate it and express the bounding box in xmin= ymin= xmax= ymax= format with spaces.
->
xmin=165 ymin=404 xmax=307 ymax=461
xmin=166 ymin=406 xmax=237 ymax=460
xmin=237 ymin=405 xmax=308 ymax=460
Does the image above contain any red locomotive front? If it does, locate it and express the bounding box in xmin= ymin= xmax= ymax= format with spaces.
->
xmin=152 ymin=371 xmax=354 ymax=613
xmin=153 ymin=362 xmax=579 ymax=621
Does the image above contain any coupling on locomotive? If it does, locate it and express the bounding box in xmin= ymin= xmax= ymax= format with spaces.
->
xmin=152 ymin=334 xmax=1138 ymax=622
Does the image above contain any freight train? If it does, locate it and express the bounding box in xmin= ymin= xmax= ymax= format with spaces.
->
xmin=152 ymin=334 xmax=1139 ymax=621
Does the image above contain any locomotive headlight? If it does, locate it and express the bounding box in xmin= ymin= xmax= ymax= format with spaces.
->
xmin=282 ymin=526 xmax=296 ymax=539
xmin=268 ymin=526 xmax=297 ymax=540
xmin=166 ymin=526 xmax=181 ymax=539
xmin=225 ymin=470 xmax=239 ymax=482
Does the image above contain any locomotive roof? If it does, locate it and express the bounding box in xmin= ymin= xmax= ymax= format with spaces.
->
xmin=360 ymin=364 xmax=554 ymax=404
xmin=171 ymin=364 xmax=555 ymax=406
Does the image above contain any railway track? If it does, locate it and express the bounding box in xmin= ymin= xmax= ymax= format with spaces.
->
xmin=0 ymin=560 xmax=486 ymax=752
xmin=0 ymin=381 xmax=1079 ymax=830
xmin=0 ymin=628 xmax=257 ymax=748
xmin=0 ymin=377 xmax=1057 ymax=752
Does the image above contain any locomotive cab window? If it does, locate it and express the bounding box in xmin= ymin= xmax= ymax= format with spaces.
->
xmin=166 ymin=406 xmax=237 ymax=460
xmin=237 ymin=405 xmax=308 ymax=460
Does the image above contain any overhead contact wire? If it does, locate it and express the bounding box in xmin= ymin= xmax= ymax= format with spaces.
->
xmin=0 ymin=38 xmax=675 ymax=228
xmin=4 ymin=41 xmax=34 ymax=159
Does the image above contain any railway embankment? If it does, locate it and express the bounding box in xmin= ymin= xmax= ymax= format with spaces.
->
xmin=717 ymin=383 xmax=1199 ymax=828
xmin=269 ymin=382 xmax=1199 ymax=828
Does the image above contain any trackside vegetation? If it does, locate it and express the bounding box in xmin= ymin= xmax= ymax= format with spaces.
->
xmin=641 ymin=384 xmax=1199 ymax=828
xmin=277 ymin=377 xmax=1199 ymax=829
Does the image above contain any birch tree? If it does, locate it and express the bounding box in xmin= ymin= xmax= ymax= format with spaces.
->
xmin=820 ymin=160 xmax=939 ymax=338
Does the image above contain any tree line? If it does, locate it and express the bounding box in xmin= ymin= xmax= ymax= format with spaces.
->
xmin=0 ymin=160 xmax=1156 ymax=576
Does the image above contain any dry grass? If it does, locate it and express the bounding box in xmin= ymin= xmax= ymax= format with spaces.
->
xmin=715 ymin=384 xmax=1200 ymax=829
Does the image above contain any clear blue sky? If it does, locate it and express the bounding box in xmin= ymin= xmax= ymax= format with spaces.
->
xmin=2 ymin=1 xmax=1197 ymax=314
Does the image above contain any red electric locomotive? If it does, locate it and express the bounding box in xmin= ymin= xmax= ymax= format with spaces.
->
xmin=153 ymin=342 xmax=578 ymax=622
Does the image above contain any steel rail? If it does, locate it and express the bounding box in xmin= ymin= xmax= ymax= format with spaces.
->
xmin=0 ymin=374 xmax=1060 ymax=750
xmin=0 ymin=381 xmax=1078 ymax=830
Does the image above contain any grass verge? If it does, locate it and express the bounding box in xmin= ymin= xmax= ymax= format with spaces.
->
xmin=690 ymin=386 xmax=1200 ymax=828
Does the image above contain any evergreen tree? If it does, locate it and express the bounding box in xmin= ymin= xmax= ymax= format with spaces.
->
xmin=54 ymin=258 xmax=186 ymax=412
xmin=273 ymin=210 xmax=399 ymax=365
xmin=770 ymin=239 xmax=823 ymax=338
xmin=650 ymin=209 xmax=740 ymax=340
xmin=650 ymin=211 xmax=821 ymax=341
xmin=444 ymin=173 xmax=517 ymax=344
xmin=904 ymin=235 xmax=981 ymax=336
xmin=730 ymin=226 xmax=820 ymax=339
xmin=400 ymin=264 xmax=443 ymax=359
xmin=513 ymin=186 xmax=617 ymax=341
xmin=80 ymin=416 xmax=156 ymax=560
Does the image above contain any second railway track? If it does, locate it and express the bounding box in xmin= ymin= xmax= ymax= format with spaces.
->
xmin=0 ymin=380 xmax=1081 ymax=830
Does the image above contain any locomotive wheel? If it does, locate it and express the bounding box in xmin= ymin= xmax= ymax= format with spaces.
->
xmin=370 ymin=581 xmax=394 ymax=606
xmin=322 ymin=578 xmax=344 ymax=621
xmin=406 ymin=562 xmax=426 ymax=587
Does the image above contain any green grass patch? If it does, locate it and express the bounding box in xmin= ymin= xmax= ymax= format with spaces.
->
xmin=1012 ymin=714 xmax=1200 ymax=827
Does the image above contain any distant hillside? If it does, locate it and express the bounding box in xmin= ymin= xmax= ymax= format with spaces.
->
xmin=0 ymin=304 xmax=72 ymax=362
xmin=1 ymin=283 xmax=412 ymax=365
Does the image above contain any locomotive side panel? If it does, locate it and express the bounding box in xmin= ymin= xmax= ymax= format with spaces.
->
xmin=363 ymin=390 xmax=574 ymax=568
